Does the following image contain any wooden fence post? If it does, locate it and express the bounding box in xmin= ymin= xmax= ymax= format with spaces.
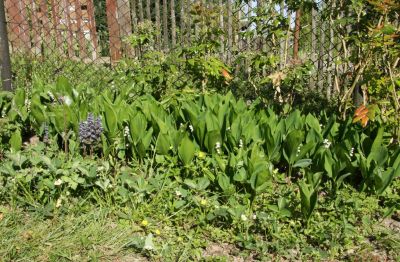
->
xmin=39 ymin=0 xmax=52 ymax=52
xmin=106 ymin=0 xmax=122 ymax=63
xmin=5 ymin=0 xmax=30 ymax=52
xmin=117 ymin=0 xmax=133 ymax=56
xmin=0 ymin=0 xmax=12 ymax=90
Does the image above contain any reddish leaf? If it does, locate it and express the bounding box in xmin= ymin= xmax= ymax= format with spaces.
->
xmin=221 ymin=68 xmax=233 ymax=82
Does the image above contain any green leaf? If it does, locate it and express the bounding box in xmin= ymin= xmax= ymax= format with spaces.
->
xmin=299 ymin=180 xmax=318 ymax=220
xmin=249 ymin=161 xmax=272 ymax=193
xmin=130 ymin=113 xmax=147 ymax=142
xmin=217 ymin=173 xmax=232 ymax=193
xmin=156 ymin=133 xmax=171 ymax=155
xmin=184 ymin=179 xmax=197 ymax=189
xmin=306 ymin=114 xmax=321 ymax=133
xmin=368 ymin=146 xmax=388 ymax=167
xmin=233 ymin=168 xmax=247 ymax=182
xmin=104 ymin=102 xmax=118 ymax=137
xmin=196 ymin=176 xmax=210 ymax=190
xmin=293 ymin=159 xmax=312 ymax=168
xmin=10 ymin=129 xmax=22 ymax=151
xmin=205 ymin=130 xmax=222 ymax=153
xmin=375 ymin=167 xmax=397 ymax=195
xmin=370 ymin=127 xmax=384 ymax=154
xmin=30 ymin=101 xmax=46 ymax=124
xmin=56 ymin=76 xmax=71 ymax=94
xmin=324 ymin=154 xmax=334 ymax=178
xmin=178 ymin=136 xmax=196 ymax=166
xmin=13 ymin=89 xmax=25 ymax=108
xmin=283 ymin=130 xmax=304 ymax=164
xmin=205 ymin=111 xmax=220 ymax=131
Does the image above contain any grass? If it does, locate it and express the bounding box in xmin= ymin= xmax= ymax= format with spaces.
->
xmin=1 ymin=179 xmax=399 ymax=261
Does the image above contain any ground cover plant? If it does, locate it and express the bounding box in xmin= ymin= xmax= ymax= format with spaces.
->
xmin=1 ymin=0 xmax=399 ymax=259
xmin=0 ymin=77 xmax=399 ymax=260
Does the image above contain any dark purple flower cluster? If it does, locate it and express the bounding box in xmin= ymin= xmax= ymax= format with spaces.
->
xmin=79 ymin=113 xmax=103 ymax=145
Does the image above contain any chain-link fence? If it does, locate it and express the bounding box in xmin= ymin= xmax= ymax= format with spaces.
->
xmin=1 ymin=0 xmax=346 ymax=96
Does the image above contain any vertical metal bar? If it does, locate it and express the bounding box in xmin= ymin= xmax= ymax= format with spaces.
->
xmin=155 ymin=0 xmax=160 ymax=50
xmin=219 ymin=0 xmax=224 ymax=60
xmin=74 ymin=0 xmax=87 ymax=58
xmin=162 ymin=0 xmax=168 ymax=50
xmin=87 ymin=0 xmax=99 ymax=60
xmin=170 ymin=0 xmax=176 ymax=48
xmin=0 ymin=0 xmax=12 ymax=90
xmin=30 ymin=0 xmax=42 ymax=55
xmin=310 ymin=7 xmax=317 ymax=89
xmin=227 ymin=0 xmax=232 ymax=63
xmin=293 ymin=8 xmax=301 ymax=61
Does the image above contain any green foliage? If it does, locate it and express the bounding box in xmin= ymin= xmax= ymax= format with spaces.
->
xmin=1 ymin=85 xmax=399 ymax=222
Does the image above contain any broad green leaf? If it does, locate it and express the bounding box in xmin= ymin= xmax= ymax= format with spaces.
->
xmin=233 ymin=168 xmax=247 ymax=182
xmin=205 ymin=130 xmax=222 ymax=153
xmin=217 ymin=173 xmax=232 ymax=193
xmin=130 ymin=113 xmax=147 ymax=141
xmin=56 ymin=76 xmax=71 ymax=95
xmin=184 ymin=179 xmax=197 ymax=189
xmin=299 ymin=180 xmax=318 ymax=220
xmin=293 ymin=159 xmax=312 ymax=168
xmin=368 ymin=146 xmax=388 ymax=167
xmin=196 ymin=177 xmax=210 ymax=190
xmin=30 ymin=101 xmax=46 ymax=124
xmin=283 ymin=130 xmax=304 ymax=164
xmin=249 ymin=161 xmax=272 ymax=193
xmin=156 ymin=133 xmax=171 ymax=155
xmin=205 ymin=111 xmax=220 ymax=131
xmin=306 ymin=114 xmax=321 ymax=133
xmin=104 ymin=102 xmax=118 ymax=137
xmin=10 ymin=129 xmax=22 ymax=151
xmin=178 ymin=136 xmax=196 ymax=166
xmin=13 ymin=89 xmax=25 ymax=108
xmin=324 ymin=154 xmax=334 ymax=178
xmin=375 ymin=167 xmax=396 ymax=195
xmin=370 ymin=127 xmax=384 ymax=155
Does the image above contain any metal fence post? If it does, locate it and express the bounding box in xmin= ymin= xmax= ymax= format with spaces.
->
xmin=0 ymin=0 xmax=12 ymax=91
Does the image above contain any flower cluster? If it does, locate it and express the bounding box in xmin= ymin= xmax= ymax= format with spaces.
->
xmin=24 ymin=98 xmax=31 ymax=113
xmin=124 ymin=126 xmax=130 ymax=137
xmin=296 ymin=144 xmax=303 ymax=157
xmin=78 ymin=113 xmax=103 ymax=145
xmin=349 ymin=147 xmax=355 ymax=157
xmin=215 ymin=141 xmax=221 ymax=154
xmin=323 ymin=139 xmax=332 ymax=149
xmin=239 ymin=139 xmax=243 ymax=148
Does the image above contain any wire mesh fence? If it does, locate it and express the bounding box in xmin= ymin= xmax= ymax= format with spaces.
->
xmin=2 ymin=0 xmax=346 ymax=96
